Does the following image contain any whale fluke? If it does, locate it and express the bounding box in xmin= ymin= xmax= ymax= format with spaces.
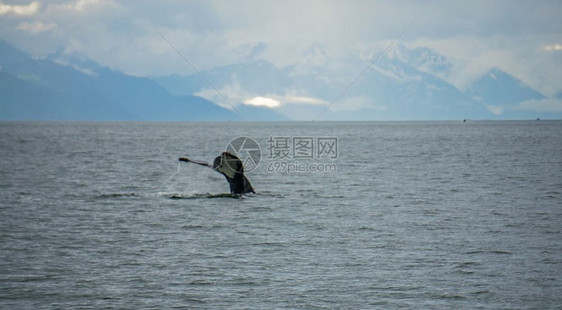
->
xmin=179 ymin=152 xmax=255 ymax=195
xmin=179 ymin=156 xmax=211 ymax=167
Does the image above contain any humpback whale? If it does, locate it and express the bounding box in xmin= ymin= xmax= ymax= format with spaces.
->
xmin=179 ymin=152 xmax=255 ymax=195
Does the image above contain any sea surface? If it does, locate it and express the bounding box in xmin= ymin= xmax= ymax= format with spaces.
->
xmin=1 ymin=121 xmax=561 ymax=309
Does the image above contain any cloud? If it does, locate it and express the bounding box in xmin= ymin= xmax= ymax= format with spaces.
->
xmin=283 ymin=95 xmax=328 ymax=106
xmin=480 ymin=97 xmax=562 ymax=115
xmin=543 ymin=44 xmax=562 ymax=52
xmin=0 ymin=1 xmax=39 ymax=16
xmin=194 ymin=70 xmax=330 ymax=110
xmin=484 ymin=104 xmax=505 ymax=116
xmin=515 ymin=98 xmax=562 ymax=113
xmin=194 ymin=74 xmax=248 ymax=109
xmin=17 ymin=21 xmax=56 ymax=34
xmin=243 ymin=96 xmax=281 ymax=108
xmin=241 ymin=94 xmax=330 ymax=110
xmin=409 ymin=33 xmax=562 ymax=95
xmin=73 ymin=0 xmax=101 ymax=11
xmin=1 ymin=0 xmax=561 ymax=108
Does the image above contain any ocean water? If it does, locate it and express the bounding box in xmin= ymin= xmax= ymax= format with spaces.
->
xmin=1 ymin=121 xmax=561 ymax=309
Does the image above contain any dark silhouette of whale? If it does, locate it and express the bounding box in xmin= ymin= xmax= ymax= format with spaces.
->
xmin=179 ymin=152 xmax=255 ymax=195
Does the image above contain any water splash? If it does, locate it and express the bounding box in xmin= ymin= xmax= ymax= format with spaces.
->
xmin=158 ymin=162 xmax=183 ymax=195
xmin=164 ymin=162 xmax=182 ymax=183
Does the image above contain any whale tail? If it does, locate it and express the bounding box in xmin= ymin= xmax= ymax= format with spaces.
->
xmin=213 ymin=152 xmax=255 ymax=194
xmin=179 ymin=152 xmax=255 ymax=195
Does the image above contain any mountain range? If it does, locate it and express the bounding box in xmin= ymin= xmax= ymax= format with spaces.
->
xmin=152 ymin=45 xmax=557 ymax=120
xmin=1 ymin=38 xmax=559 ymax=121
xmin=0 ymin=39 xmax=287 ymax=121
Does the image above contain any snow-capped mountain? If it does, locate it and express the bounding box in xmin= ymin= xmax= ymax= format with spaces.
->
xmin=1 ymin=37 xmax=559 ymax=121
xmin=0 ymin=39 xmax=287 ymax=121
xmin=153 ymin=44 xmax=559 ymax=120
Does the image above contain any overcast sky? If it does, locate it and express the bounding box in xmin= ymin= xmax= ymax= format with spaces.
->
xmin=1 ymin=0 xmax=561 ymax=99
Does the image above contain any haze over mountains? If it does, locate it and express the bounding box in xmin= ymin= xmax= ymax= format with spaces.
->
xmin=1 ymin=39 xmax=559 ymax=121
xmin=0 ymin=39 xmax=286 ymax=121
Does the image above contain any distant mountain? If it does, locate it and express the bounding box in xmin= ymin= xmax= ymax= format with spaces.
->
xmin=466 ymin=68 xmax=546 ymax=117
xmin=2 ymin=38 xmax=559 ymax=121
xmin=0 ymin=40 xmax=128 ymax=120
xmin=389 ymin=45 xmax=456 ymax=78
xmin=381 ymin=47 xmax=557 ymax=119
xmin=152 ymin=44 xmax=559 ymax=120
xmin=151 ymin=60 xmax=290 ymax=97
xmin=347 ymin=51 xmax=490 ymax=120
xmin=0 ymin=39 xmax=286 ymax=121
